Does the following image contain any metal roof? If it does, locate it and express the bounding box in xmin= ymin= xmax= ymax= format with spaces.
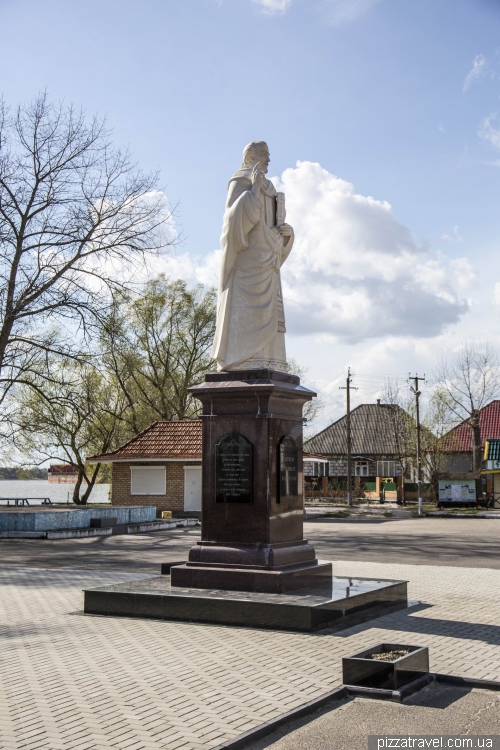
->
xmin=440 ymin=400 xmax=500 ymax=453
xmin=303 ymin=452 xmax=330 ymax=462
xmin=304 ymin=403 xmax=412 ymax=457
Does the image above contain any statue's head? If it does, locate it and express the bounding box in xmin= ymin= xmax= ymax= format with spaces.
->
xmin=242 ymin=141 xmax=270 ymax=173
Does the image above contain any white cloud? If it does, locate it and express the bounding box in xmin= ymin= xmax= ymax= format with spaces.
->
xmin=253 ymin=0 xmax=292 ymax=13
xmin=269 ymin=161 xmax=470 ymax=343
xmin=479 ymin=112 xmax=500 ymax=151
xmin=449 ymin=257 xmax=476 ymax=290
xmin=150 ymin=247 xmax=221 ymax=288
xmin=463 ymin=54 xmax=488 ymax=92
xmin=138 ymin=166 xmax=471 ymax=351
xmin=493 ymin=283 xmax=500 ymax=307
xmin=320 ymin=0 xmax=382 ymax=26
xmin=441 ymin=226 xmax=464 ymax=243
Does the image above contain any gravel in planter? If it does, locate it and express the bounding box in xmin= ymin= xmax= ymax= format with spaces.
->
xmin=371 ymin=649 xmax=410 ymax=662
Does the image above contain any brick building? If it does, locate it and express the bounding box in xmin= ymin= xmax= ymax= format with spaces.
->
xmin=437 ymin=400 xmax=500 ymax=506
xmin=439 ymin=400 xmax=500 ymax=474
xmin=88 ymin=421 xmax=202 ymax=516
xmin=48 ymin=463 xmax=79 ymax=483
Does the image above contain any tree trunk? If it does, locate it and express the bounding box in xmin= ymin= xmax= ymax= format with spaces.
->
xmin=72 ymin=467 xmax=86 ymax=505
xmin=398 ymin=475 xmax=406 ymax=506
xmin=470 ymin=411 xmax=482 ymax=473
xmin=80 ymin=464 xmax=101 ymax=504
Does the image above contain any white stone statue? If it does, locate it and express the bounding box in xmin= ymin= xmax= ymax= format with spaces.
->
xmin=211 ymin=141 xmax=295 ymax=372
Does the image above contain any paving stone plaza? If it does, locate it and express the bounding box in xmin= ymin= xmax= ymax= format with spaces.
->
xmin=1 ymin=520 xmax=500 ymax=749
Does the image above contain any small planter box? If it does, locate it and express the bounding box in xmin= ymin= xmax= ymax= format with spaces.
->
xmin=343 ymin=643 xmax=429 ymax=690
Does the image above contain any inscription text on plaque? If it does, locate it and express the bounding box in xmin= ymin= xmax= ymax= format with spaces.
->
xmin=216 ymin=433 xmax=253 ymax=503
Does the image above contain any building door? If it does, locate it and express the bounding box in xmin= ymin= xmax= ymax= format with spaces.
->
xmin=493 ymin=474 xmax=500 ymax=509
xmin=184 ymin=466 xmax=202 ymax=511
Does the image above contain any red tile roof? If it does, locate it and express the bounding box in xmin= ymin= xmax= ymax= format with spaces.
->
xmin=49 ymin=464 xmax=78 ymax=475
xmin=441 ymin=400 xmax=500 ymax=452
xmin=88 ymin=420 xmax=202 ymax=462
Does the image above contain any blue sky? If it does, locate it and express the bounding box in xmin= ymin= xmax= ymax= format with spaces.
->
xmin=1 ymin=0 xmax=500 ymax=428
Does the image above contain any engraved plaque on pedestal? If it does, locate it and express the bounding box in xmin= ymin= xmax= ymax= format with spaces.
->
xmin=279 ymin=435 xmax=298 ymax=502
xmin=216 ymin=433 xmax=253 ymax=503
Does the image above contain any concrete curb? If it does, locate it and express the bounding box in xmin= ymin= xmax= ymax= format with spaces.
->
xmin=212 ymin=686 xmax=348 ymax=750
xmin=212 ymin=673 xmax=500 ymax=750
xmin=0 ymin=518 xmax=200 ymax=539
xmin=427 ymin=512 xmax=500 ymax=518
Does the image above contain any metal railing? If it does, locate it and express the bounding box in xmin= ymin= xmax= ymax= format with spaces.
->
xmin=0 ymin=497 xmax=52 ymax=506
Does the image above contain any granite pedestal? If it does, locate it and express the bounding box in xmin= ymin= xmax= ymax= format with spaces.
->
xmin=170 ymin=369 xmax=332 ymax=593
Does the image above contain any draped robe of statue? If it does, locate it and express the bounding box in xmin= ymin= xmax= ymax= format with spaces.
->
xmin=211 ymin=167 xmax=294 ymax=372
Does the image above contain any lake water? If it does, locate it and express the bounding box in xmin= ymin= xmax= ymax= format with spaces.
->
xmin=0 ymin=480 xmax=111 ymax=505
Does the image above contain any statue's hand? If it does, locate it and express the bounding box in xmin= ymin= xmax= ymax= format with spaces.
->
xmin=279 ymin=223 xmax=293 ymax=238
xmin=251 ymin=163 xmax=265 ymax=195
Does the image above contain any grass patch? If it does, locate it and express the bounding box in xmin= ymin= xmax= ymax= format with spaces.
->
xmin=430 ymin=508 xmax=482 ymax=516
xmin=410 ymin=507 xmax=432 ymax=517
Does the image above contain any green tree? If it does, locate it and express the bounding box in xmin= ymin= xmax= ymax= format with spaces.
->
xmin=101 ymin=276 xmax=217 ymax=436
xmin=15 ymin=361 xmax=128 ymax=504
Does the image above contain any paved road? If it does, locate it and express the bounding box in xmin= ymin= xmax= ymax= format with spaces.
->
xmin=1 ymin=516 xmax=499 ymax=571
xmin=248 ymin=685 xmax=500 ymax=750
xmin=306 ymin=516 xmax=500 ymax=569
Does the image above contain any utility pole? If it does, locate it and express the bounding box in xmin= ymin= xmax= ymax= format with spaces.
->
xmin=409 ymin=374 xmax=426 ymax=518
xmin=340 ymin=368 xmax=357 ymax=507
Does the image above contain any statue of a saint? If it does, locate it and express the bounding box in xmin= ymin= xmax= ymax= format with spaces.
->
xmin=211 ymin=141 xmax=294 ymax=372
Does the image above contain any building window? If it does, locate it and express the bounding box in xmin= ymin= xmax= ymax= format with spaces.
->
xmin=304 ymin=461 xmax=330 ymax=477
xmin=313 ymin=462 xmax=329 ymax=477
xmin=355 ymin=461 xmax=369 ymax=477
xmin=130 ymin=467 xmax=166 ymax=495
xmin=377 ymin=461 xmax=395 ymax=478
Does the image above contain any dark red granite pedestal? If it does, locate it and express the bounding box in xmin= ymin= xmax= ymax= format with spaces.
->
xmin=170 ymin=369 xmax=333 ymax=594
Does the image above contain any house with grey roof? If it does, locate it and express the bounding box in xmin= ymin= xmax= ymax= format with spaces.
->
xmin=303 ymin=401 xmax=414 ymax=488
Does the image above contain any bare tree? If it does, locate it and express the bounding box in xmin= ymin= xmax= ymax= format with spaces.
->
xmin=100 ymin=276 xmax=217 ymax=436
xmin=422 ymin=390 xmax=452 ymax=498
xmin=434 ymin=341 xmax=500 ymax=472
xmin=15 ymin=360 xmax=128 ymax=504
xmin=0 ymin=93 xmax=175 ymax=431
xmin=287 ymin=358 xmax=323 ymax=438
xmin=381 ymin=381 xmax=417 ymax=505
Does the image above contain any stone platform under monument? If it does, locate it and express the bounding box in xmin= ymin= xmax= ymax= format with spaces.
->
xmin=83 ymin=575 xmax=408 ymax=633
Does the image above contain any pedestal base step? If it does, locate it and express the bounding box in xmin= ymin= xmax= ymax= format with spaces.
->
xmin=84 ymin=575 xmax=408 ymax=633
xmin=170 ymin=561 xmax=333 ymax=594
